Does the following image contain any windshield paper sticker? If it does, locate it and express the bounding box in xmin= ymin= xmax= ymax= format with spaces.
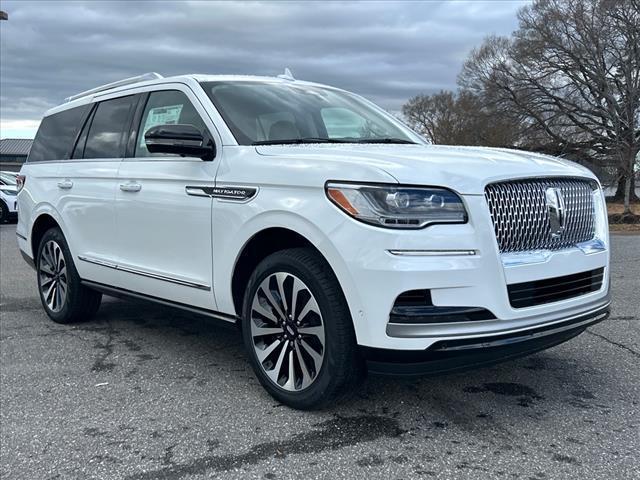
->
xmin=140 ymin=104 xmax=184 ymax=146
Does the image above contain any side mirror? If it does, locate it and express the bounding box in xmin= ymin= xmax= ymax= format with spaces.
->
xmin=144 ymin=124 xmax=215 ymax=161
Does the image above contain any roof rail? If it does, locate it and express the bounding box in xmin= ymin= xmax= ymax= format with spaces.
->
xmin=64 ymin=72 xmax=163 ymax=103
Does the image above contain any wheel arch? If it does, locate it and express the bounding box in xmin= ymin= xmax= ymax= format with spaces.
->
xmin=29 ymin=206 xmax=68 ymax=259
xmin=30 ymin=214 xmax=60 ymax=259
xmin=226 ymin=221 xmax=363 ymax=335
xmin=231 ymin=227 xmax=323 ymax=316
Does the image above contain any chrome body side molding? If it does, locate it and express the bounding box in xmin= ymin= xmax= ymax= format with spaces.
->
xmin=78 ymin=255 xmax=118 ymax=269
xmin=78 ymin=255 xmax=211 ymax=291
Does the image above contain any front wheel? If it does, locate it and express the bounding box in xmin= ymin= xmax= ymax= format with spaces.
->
xmin=36 ymin=227 xmax=102 ymax=324
xmin=242 ymin=248 xmax=365 ymax=410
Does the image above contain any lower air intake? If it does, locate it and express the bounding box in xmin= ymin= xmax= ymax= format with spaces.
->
xmin=507 ymin=268 xmax=604 ymax=308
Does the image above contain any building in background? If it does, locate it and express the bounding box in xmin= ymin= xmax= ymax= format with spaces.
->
xmin=0 ymin=138 xmax=33 ymax=171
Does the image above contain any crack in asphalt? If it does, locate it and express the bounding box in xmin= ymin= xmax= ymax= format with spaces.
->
xmin=125 ymin=415 xmax=405 ymax=480
xmin=91 ymin=320 xmax=117 ymax=372
xmin=586 ymin=329 xmax=640 ymax=358
xmin=607 ymin=315 xmax=638 ymax=321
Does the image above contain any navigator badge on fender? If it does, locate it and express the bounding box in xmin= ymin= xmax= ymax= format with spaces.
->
xmin=185 ymin=185 xmax=258 ymax=201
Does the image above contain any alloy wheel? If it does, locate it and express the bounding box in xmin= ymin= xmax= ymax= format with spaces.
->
xmin=250 ymin=272 xmax=325 ymax=391
xmin=39 ymin=240 xmax=68 ymax=312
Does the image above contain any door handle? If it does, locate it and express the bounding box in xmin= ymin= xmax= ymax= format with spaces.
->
xmin=120 ymin=182 xmax=141 ymax=193
xmin=57 ymin=179 xmax=73 ymax=189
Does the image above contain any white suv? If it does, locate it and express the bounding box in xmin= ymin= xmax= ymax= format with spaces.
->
xmin=17 ymin=72 xmax=610 ymax=409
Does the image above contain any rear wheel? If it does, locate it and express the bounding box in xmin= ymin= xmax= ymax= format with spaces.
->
xmin=242 ymin=248 xmax=364 ymax=409
xmin=36 ymin=227 xmax=102 ymax=324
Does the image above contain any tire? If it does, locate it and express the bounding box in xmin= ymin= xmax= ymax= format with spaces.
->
xmin=0 ymin=201 xmax=7 ymax=223
xmin=241 ymin=247 xmax=365 ymax=409
xmin=36 ymin=227 xmax=102 ymax=324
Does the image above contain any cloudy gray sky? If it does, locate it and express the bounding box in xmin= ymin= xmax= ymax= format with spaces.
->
xmin=0 ymin=0 xmax=526 ymax=138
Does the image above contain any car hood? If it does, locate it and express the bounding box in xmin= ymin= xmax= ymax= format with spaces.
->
xmin=255 ymin=144 xmax=596 ymax=195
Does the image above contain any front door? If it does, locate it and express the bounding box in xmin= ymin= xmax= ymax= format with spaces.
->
xmin=115 ymin=87 xmax=218 ymax=310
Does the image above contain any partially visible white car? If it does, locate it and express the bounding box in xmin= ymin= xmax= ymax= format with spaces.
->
xmin=0 ymin=185 xmax=18 ymax=222
xmin=1 ymin=171 xmax=19 ymax=186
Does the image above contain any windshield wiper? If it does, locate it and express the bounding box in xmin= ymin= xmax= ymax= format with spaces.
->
xmin=252 ymin=138 xmax=351 ymax=145
xmin=252 ymin=137 xmax=418 ymax=145
xmin=352 ymin=138 xmax=418 ymax=144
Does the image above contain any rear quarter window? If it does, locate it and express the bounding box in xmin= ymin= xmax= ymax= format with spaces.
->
xmin=28 ymin=105 xmax=90 ymax=162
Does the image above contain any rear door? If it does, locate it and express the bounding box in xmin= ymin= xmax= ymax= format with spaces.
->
xmin=114 ymin=86 xmax=218 ymax=310
xmin=57 ymin=94 xmax=137 ymax=286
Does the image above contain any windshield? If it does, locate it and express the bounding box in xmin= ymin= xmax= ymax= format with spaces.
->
xmin=200 ymin=81 xmax=417 ymax=146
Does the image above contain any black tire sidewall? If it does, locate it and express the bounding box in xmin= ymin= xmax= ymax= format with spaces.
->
xmin=0 ymin=201 xmax=7 ymax=223
xmin=241 ymin=249 xmax=356 ymax=408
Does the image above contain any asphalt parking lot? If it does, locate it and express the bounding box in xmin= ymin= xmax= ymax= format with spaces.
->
xmin=1 ymin=223 xmax=638 ymax=480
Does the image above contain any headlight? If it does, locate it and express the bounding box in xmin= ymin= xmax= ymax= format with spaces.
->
xmin=326 ymin=182 xmax=467 ymax=229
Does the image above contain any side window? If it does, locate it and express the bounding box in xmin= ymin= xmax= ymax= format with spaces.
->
xmin=135 ymin=90 xmax=207 ymax=158
xmin=28 ymin=104 xmax=90 ymax=162
xmin=71 ymin=105 xmax=95 ymax=159
xmin=84 ymin=96 xmax=135 ymax=159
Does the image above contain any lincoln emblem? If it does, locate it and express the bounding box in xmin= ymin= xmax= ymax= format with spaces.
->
xmin=545 ymin=187 xmax=566 ymax=238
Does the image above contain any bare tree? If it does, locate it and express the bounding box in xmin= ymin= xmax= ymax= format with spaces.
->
xmin=459 ymin=0 xmax=640 ymax=213
xmin=402 ymin=90 xmax=520 ymax=146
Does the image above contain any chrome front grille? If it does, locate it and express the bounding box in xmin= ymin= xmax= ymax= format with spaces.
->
xmin=485 ymin=178 xmax=596 ymax=253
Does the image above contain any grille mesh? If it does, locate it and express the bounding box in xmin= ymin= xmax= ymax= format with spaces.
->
xmin=485 ymin=178 xmax=596 ymax=253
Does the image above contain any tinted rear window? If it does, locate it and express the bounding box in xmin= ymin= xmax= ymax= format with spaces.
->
xmin=84 ymin=96 xmax=135 ymax=159
xmin=28 ymin=105 xmax=90 ymax=162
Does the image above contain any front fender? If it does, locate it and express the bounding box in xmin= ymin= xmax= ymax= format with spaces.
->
xmin=213 ymin=207 xmax=365 ymax=334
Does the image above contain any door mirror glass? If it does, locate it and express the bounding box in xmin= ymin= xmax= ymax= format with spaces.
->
xmin=144 ymin=124 xmax=215 ymax=160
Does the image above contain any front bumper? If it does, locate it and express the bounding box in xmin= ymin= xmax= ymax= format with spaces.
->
xmin=363 ymin=302 xmax=609 ymax=376
xmin=329 ymin=194 xmax=610 ymax=350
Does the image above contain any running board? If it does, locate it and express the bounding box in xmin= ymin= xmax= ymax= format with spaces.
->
xmin=81 ymin=280 xmax=239 ymax=325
